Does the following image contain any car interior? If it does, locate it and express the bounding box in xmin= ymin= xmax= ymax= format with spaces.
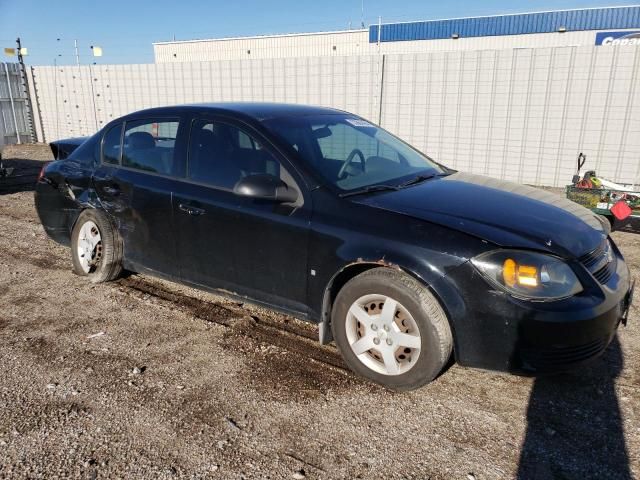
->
xmin=123 ymin=130 xmax=176 ymax=175
xmin=271 ymin=120 xmax=419 ymax=190
xmin=188 ymin=122 xmax=280 ymax=189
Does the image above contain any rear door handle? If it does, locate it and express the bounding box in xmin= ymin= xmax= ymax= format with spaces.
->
xmin=178 ymin=203 xmax=206 ymax=216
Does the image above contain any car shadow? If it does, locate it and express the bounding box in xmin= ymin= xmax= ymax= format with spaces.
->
xmin=0 ymin=157 xmax=46 ymax=194
xmin=517 ymin=334 xmax=631 ymax=479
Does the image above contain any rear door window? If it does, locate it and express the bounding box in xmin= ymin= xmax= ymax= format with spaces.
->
xmin=122 ymin=119 xmax=180 ymax=175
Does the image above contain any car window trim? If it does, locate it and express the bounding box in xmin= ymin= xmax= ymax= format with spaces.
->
xmin=100 ymin=122 xmax=124 ymax=166
xmin=100 ymin=163 xmax=186 ymax=181
xmin=174 ymin=174 xmax=240 ymax=194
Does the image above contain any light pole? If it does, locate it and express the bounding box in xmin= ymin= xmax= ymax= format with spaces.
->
xmin=15 ymin=37 xmax=36 ymax=142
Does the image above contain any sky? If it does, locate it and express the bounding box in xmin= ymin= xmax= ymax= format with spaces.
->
xmin=1 ymin=0 xmax=638 ymax=65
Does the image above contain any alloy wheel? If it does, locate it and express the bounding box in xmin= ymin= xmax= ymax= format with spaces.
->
xmin=345 ymin=294 xmax=422 ymax=376
xmin=76 ymin=220 xmax=103 ymax=273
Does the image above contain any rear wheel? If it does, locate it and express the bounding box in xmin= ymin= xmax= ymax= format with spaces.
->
xmin=332 ymin=268 xmax=452 ymax=390
xmin=71 ymin=210 xmax=123 ymax=283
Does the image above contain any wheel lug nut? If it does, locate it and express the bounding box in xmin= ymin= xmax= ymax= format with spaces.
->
xmin=383 ymin=324 xmax=390 ymax=332
xmin=371 ymin=324 xmax=378 ymax=331
xmin=373 ymin=338 xmax=380 ymax=345
xmin=386 ymin=338 xmax=393 ymax=346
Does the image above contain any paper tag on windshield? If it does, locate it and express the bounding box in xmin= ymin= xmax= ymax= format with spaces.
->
xmin=345 ymin=118 xmax=374 ymax=128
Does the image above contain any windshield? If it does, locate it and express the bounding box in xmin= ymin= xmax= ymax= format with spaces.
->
xmin=262 ymin=114 xmax=445 ymax=191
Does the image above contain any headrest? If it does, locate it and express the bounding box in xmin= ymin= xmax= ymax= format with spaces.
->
xmin=128 ymin=131 xmax=155 ymax=149
xmin=197 ymin=128 xmax=217 ymax=145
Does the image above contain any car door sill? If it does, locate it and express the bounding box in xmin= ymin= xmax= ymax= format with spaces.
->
xmin=123 ymin=260 xmax=316 ymax=324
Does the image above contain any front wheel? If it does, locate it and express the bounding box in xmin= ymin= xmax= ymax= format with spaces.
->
xmin=71 ymin=209 xmax=123 ymax=283
xmin=332 ymin=268 xmax=453 ymax=391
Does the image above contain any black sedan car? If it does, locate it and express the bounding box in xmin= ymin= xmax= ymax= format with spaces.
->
xmin=35 ymin=103 xmax=634 ymax=390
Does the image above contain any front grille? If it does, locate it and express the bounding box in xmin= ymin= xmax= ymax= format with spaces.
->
xmin=579 ymin=242 xmax=607 ymax=270
xmin=520 ymin=337 xmax=610 ymax=372
xmin=593 ymin=260 xmax=616 ymax=284
xmin=579 ymin=240 xmax=616 ymax=285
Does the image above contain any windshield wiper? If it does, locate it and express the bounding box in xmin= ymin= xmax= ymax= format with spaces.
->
xmin=338 ymin=184 xmax=399 ymax=198
xmin=397 ymin=172 xmax=441 ymax=188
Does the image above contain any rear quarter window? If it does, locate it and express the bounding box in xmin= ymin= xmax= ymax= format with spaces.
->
xmin=102 ymin=123 xmax=123 ymax=165
xmin=68 ymin=135 xmax=100 ymax=167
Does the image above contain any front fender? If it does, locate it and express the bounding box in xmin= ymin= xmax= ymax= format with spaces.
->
xmin=307 ymin=190 xmax=491 ymax=343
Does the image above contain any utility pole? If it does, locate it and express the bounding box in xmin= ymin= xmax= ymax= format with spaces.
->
xmin=361 ymin=0 xmax=365 ymax=28
xmin=16 ymin=37 xmax=36 ymax=142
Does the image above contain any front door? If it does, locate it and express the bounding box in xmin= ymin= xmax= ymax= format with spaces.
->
xmin=173 ymin=117 xmax=311 ymax=315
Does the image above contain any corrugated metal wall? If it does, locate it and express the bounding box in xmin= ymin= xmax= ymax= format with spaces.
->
xmin=154 ymin=30 xmax=370 ymax=63
xmin=370 ymin=6 xmax=640 ymax=42
xmin=379 ymin=47 xmax=640 ymax=187
xmin=31 ymin=45 xmax=640 ymax=187
xmin=0 ymin=63 xmax=31 ymax=148
xmin=154 ymin=30 xmax=620 ymax=62
xmin=32 ymin=56 xmax=383 ymax=139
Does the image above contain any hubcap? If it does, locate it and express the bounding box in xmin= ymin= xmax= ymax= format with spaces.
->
xmin=76 ymin=220 xmax=102 ymax=274
xmin=345 ymin=294 xmax=421 ymax=376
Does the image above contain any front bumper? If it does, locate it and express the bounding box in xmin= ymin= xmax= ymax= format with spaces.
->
xmin=434 ymin=247 xmax=633 ymax=374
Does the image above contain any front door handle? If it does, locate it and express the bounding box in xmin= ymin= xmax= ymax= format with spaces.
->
xmin=178 ymin=203 xmax=206 ymax=216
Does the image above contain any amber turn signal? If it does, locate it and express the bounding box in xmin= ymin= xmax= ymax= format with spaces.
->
xmin=503 ymin=258 xmax=538 ymax=288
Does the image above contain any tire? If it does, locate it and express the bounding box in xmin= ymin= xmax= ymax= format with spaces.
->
xmin=332 ymin=268 xmax=452 ymax=391
xmin=70 ymin=209 xmax=123 ymax=283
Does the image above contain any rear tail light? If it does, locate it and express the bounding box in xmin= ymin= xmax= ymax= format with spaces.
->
xmin=38 ymin=163 xmax=48 ymax=182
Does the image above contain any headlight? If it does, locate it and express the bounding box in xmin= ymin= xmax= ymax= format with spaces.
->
xmin=471 ymin=250 xmax=583 ymax=300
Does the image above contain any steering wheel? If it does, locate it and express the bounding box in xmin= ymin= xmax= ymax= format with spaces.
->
xmin=338 ymin=148 xmax=366 ymax=179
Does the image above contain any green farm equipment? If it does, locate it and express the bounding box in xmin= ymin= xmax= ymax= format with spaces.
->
xmin=566 ymin=153 xmax=640 ymax=233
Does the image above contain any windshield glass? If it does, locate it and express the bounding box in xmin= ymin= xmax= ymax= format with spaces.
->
xmin=262 ymin=114 xmax=445 ymax=191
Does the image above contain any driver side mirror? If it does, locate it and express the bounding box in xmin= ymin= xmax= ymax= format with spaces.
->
xmin=233 ymin=174 xmax=299 ymax=203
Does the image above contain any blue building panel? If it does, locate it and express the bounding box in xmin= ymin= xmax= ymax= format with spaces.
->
xmin=368 ymin=6 xmax=640 ymax=42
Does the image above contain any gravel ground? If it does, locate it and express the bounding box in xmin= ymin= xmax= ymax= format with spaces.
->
xmin=0 ymin=144 xmax=53 ymax=194
xmin=0 ymin=145 xmax=638 ymax=479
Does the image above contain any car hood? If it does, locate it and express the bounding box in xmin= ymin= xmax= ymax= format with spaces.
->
xmin=354 ymin=172 xmax=606 ymax=258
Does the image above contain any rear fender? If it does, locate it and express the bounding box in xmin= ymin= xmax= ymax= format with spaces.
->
xmin=35 ymin=162 xmax=104 ymax=245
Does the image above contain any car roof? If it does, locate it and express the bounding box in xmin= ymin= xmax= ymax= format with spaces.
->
xmin=120 ymin=102 xmax=348 ymax=122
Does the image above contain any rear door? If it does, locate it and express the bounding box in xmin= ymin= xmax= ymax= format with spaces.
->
xmin=92 ymin=117 xmax=188 ymax=277
xmin=173 ymin=116 xmax=311 ymax=314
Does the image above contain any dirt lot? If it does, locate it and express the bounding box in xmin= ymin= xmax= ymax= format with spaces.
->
xmin=0 ymin=145 xmax=639 ymax=479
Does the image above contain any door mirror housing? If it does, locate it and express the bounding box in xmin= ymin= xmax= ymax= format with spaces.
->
xmin=233 ymin=174 xmax=299 ymax=203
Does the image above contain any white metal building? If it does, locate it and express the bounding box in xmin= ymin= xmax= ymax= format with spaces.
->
xmin=153 ymin=5 xmax=640 ymax=62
